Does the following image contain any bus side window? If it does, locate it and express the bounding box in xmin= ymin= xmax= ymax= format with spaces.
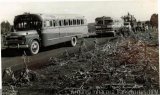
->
xmin=44 ymin=20 xmax=50 ymax=27
xmin=61 ymin=20 xmax=64 ymax=26
xmin=76 ymin=20 xmax=78 ymax=25
xmin=64 ymin=20 xmax=66 ymax=26
xmin=79 ymin=19 xmax=82 ymax=25
xmin=64 ymin=19 xmax=69 ymax=26
xmin=79 ymin=20 xmax=81 ymax=25
xmin=53 ymin=20 xmax=56 ymax=27
xmin=77 ymin=19 xmax=80 ymax=25
xmin=73 ymin=19 xmax=76 ymax=25
xmin=66 ymin=19 xmax=69 ymax=26
xmin=75 ymin=19 xmax=77 ymax=25
xmin=69 ymin=20 xmax=71 ymax=25
xmin=69 ymin=20 xmax=73 ymax=25
xmin=20 ymin=23 xmax=22 ymax=28
xmin=50 ymin=21 xmax=52 ymax=27
xmin=56 ymin=20 xmax=58 ymax=26
xmin=59 ymin=20 xmax=62 ymax=26
xmin=81 ymin=19 xmax=84 ymax=25
xmin=21 ymin=22 xmax=24 ymax=28
xmin=79 ymin=20 xmax=80 ymax=25
xmin=55 ymin=20 xmax=58 ymax=26
xmin=24 ymin=22 xmax=27 ymax=28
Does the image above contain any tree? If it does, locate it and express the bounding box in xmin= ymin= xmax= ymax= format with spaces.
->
xmin=1 ymin=21 xmax=11 ymax=35
xmin=150 ymin=14 xmax=158 ymax=28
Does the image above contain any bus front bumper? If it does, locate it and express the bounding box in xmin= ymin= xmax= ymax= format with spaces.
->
xmin=3 ymin=44 xmax=29 ymax=49
xmin=96 ymin=30 xmax=115 ymax=34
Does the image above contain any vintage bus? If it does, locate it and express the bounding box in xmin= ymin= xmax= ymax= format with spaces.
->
xmin=95 ymin=16 xmax=123 ymax=36
xmin=4 ymin=13 xmax=88 ymax=55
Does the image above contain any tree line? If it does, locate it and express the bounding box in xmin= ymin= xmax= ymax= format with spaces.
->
xmin=150 ymin=13 xmax=158 ymax=28
xmin=1 ymin=21 xmax=11 ymax=35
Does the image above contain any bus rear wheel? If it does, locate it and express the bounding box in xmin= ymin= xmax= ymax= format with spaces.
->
xmin=70 ymin=37 xmax=77 ymax=47
xmin=29 ymin=40 xmax=40 ymax=55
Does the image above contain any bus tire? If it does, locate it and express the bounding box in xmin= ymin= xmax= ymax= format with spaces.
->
xmin=29 ymin=40 xmax=40 ymax=55
xmin=70 ymin=37 xmax=77 ymax=47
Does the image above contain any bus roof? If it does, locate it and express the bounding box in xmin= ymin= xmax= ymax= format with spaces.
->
xmin=38 ymin=14 xmax=85 ymax=19
xmin=15 ymin=13 xmax=85 ymax=20
xmin=95 ymin=16 xmax=113 ymax=20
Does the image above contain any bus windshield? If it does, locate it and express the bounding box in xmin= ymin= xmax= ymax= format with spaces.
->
xmin=96 ymin=20 xmax=103 ymax=25
xmin=14 ymin=15 xmax=42 ymax=31
xmin=124 ymin=23 xmax=130 ymax=25
xmin=104 ymin=20 xmax=113 ymax=25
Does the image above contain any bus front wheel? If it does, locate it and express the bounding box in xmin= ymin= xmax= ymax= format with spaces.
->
xmin=29 ymin=40 xmax=40 ymax=55
xmin=70 ymin=37 xmax=77 ymax=47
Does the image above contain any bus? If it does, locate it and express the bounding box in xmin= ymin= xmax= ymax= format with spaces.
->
xmin=4 ymin=13 xmax=88 ymax=55
xmin=95 ymin=16 xmax=123 ymax=36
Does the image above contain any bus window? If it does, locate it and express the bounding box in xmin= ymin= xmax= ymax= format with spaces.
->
xmin=76 ymin=20 xmax=78 ymax=25
xmin=96 ymin=20 xmax=103 ymax=25
xmin=50 ymin=21 xmax=52 ymax=26
xmin=73 ymin=19 xmax=76 ymax=25
xmin=19 ymin=23 xmax=22 ymax=28
xmin=24 ymin=22 xmax=27 ymax=28
xmin=63 ymin=20 xmax=66 ymax=26
xmin=80 ymin=20 xmax=82 ymax=25
xmin=77 ymin=19 xmax=80 ymax=25
xmin=59 ymin=20 xmax=62 ymax=26
xmin=79 ymin=20 xmax=81 ymax=25
xmin=79 ymin=20 xmax=80 ymax=25
xmin=21 ymin=23 xmax=23 ymax=28
xmin=14 ymin=15 xmax=42 ymax=31
xmin=69 ymin=20 xmax=73 ymax=25
xmin=67 ymin=20 xmax=69 ymax=26
xmin=64 ymin=19 xmax=68 ymax=26
xmin=61 ymin=20 xmax=64 ymax=26
xmin=69 ymin=20 xmax=70 ymax=25
xmin=81 ymin=19 xmax=84 ymax=25
xmin=53 ymin=20 xmax=56 ymax=27
xmin=45 ymin=21 xmax=50 ymax=27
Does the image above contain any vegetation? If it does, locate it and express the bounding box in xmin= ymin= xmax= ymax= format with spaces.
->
xmin=150 ymin=14 xmax=158 ymax=28
xmin=1 ymin=12 xmax=159 ymax=95
xmin=2 ymin=29 xmax=159 ymax=95
xmin=1 ymin=21 xmax=11 ymax=35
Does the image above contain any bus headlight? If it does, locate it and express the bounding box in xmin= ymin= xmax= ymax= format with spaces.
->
xmin=96 ymin=26 xmax=101 ymax=28
xmin=19 ymin=36 xmax=26 ymax=44
xmin=107 ymin=25 xmax=113 ymax=28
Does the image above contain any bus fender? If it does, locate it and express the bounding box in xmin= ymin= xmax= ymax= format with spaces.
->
xmin=28 ymin=38 xmax=41 ymax=47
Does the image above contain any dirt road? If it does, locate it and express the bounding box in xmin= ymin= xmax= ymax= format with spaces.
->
xmin=2 ymin=34 xmax=116 ymax=71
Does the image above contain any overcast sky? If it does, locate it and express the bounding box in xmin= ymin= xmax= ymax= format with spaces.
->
xmin=0 ymin=0 xmax=158 ymax=24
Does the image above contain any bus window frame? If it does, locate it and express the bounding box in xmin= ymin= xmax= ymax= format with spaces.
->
xmin=43 ymin=18 xmax=86 ymax=28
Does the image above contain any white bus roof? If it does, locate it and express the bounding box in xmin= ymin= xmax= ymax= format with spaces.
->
xmin=37 ymin=13 xmax=85 ymax=20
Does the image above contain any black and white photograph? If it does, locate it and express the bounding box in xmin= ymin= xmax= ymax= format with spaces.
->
xmin=0 ymin=0 xmax=159 ymax=95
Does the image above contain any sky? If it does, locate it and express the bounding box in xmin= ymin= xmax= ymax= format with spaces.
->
xmin=0 ymin=0 xmax=158 ymax=24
